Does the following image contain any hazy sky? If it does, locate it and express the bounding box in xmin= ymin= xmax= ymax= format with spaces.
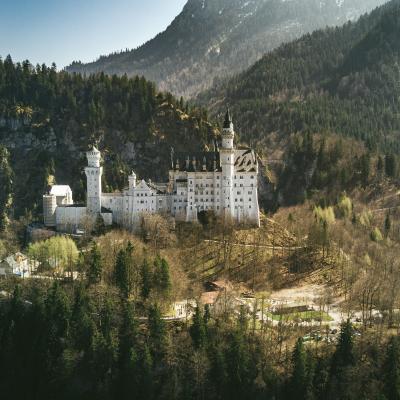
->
xmin=0 ymin=0 xmax=187 ymax=69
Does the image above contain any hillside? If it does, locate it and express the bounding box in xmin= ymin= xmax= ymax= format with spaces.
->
xmin=199 ymin=0 xmax=400 ymax=204
xmin=201 ymin=0 xmax=400 ymax=149
xmin=0 ymin=57 xmax=215 ymax=219
xmin=66 ymin=0 xmax=387 ymax=98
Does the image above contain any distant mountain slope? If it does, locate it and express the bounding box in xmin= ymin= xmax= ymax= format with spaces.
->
xmin=66 ymin=0 xmax=387 ymax=98
xmin=199 ymin=0 xmax=400 ymax=157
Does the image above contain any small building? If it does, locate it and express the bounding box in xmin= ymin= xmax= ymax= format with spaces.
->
xmin=0 ymin=252 xmax=33 ymax=278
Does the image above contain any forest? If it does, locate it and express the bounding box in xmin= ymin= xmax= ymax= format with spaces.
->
xmin=200 ymin=0 xmax=400 ymax=158
xmin=0 ymin=55 xmax=213 ymax=219
xmin=2 ymin=220 xmax=400 ymax=400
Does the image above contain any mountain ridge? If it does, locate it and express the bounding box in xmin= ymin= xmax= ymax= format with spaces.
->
xmin=66 ymin=0 xmax=388 ymax=97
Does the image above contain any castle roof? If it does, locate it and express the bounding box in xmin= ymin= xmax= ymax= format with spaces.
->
xmin=50 ymin=185 xmax=72 ymax=197
xmin=223 ymin=109 xmax=233 ymax=129
xmin=234 ymin=149 xmax=258 ymax=173
xmin=172 ymin=151 xmax=222 ymax=173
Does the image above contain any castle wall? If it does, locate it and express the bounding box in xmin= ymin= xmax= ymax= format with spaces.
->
xmin=102 ymin=194 xmax=124 ymax=224
xmin=55 ymin=206 xmax=87 ymax=232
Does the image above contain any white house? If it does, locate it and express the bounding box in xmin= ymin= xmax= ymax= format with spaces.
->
xmin=0 ymin=252 xmax=34 ymax=278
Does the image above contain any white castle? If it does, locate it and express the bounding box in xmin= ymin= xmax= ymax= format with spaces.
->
xmin=43 ymin=111 xmax=260 ymax=231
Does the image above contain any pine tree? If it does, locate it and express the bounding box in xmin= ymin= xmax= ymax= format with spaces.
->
xmin=225 ymin=330 xmax=257 ymax=400
xmin=289 ymin=338 xmax=307 ymax=400
xmin=115 ymin=249 xmax=129 ymax=298
xmin=327 ymin=320 xmax=355 ymax=400
xmin=141 ymin=258 xmax=152 ymax=300
xmin=385 ymin=154 xmax=398 ymax=178
xmin=117 ymin=301 xmax=139 ymax=399
xmin=154 ymin=257 xmax=171 ymax=297
xmin=148 ymin=304 xmax=167 ymax=360
xmin=87 ymin=243 xmax=102 ymax=285
xmin=138 ymin=344 xmax=154 ymax=400
xmin=385 ymin=212 xmax=392 ymax=238
xmin=384 ymin=337 xmax=400 ymax=400
xmin=190 ymin=306 xmax=207 ymax=349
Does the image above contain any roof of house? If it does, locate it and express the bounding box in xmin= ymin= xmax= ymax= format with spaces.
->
xmin=50 ymin=185 xmax=72 ymax=197
xmin=1 ymin=252 xmax=28 ymax=268
xmin=200 ymin=291 xmax=220 ymax=306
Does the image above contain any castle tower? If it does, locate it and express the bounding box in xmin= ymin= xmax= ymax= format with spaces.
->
xmin=85 ymin=147 xmax=103 ymax=215
xmin=129 ymin=171 xmax=137 ymax=192
xmin=43 ymin=194 xmax=57 ymax=227
xmin=220 ymin=109 xmax=235 ymax=219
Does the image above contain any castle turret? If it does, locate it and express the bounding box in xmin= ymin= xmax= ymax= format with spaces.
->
xmin=85 ymin=147 xmax=103 ymax=215
xmin=43 ymin=194 xmax=57 ymax=227
xmin=129 ymin=171 xmax=137 ymax=192
xmin=220 ymin=109 xmax=235 ymax=219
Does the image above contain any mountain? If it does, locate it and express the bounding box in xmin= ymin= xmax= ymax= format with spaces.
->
xmin=199 ymin=0 xmax=400 ymax=204
xmin=0 ymin=58 xmax=215 ymax=218
xmin=66 ymin=0 xmax=388 ymax=98
xmin=200 ymin=0 xmax=400 ymax=150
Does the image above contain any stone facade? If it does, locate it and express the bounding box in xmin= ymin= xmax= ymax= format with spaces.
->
xmin=43 ymin=113 xmax=260 ymax=232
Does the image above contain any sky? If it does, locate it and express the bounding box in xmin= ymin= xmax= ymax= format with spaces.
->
xmin=0 ymin=0 xmax=187 ymax=69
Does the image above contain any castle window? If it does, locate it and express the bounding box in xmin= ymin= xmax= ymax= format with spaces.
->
xmin=249 ymin=198 xmax=252 ymax=202
xmin=240 ymin=176 xmax=243 ymax=179
xmin=249 ymin=205 xmax=252 ymax=209
xmin=251 ymin=176 xmax=254 ymax=179
xmin=248 ymin=191 xmax=252 ymax=195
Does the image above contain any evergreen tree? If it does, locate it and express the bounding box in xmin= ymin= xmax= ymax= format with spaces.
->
xmin=154 ymin=257 xmax=171 ymax=297
xmin=384 ymin=337 xmax=400 ymax=400
xmin=327 ymin=320 xmax=355 ymax=400
xmin=138 ymin=344 xmax=154 ymax=400
xmin=385 ymin=212 xmax=392 ymax=238
xmin=289 ymin=338 xmax=307 ymax=400
xmin=141 ymin=258 xmax=152 ymax=300
xmin=87 ymin=243 xmax=103 ymax=285
xmin=190 ymin=305 xmax=207 ymax=349
xmin=71 ymin=283 xmax=94 ymax=351
xmin=116 ymin=301 xmax=139 ymax=399
xmin=225 ymin=330 xmax=257 ymax=400
xmin=385 ymin=154 xmax=398 ymax=178
xmin=148 ymin=304 xmax=167 ymax=360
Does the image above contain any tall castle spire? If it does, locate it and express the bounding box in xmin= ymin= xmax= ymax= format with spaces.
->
xmin=223 ymin=108 xmax=233 ymax=129
xmin=221 ymin=108 xmax=234 ymax=150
